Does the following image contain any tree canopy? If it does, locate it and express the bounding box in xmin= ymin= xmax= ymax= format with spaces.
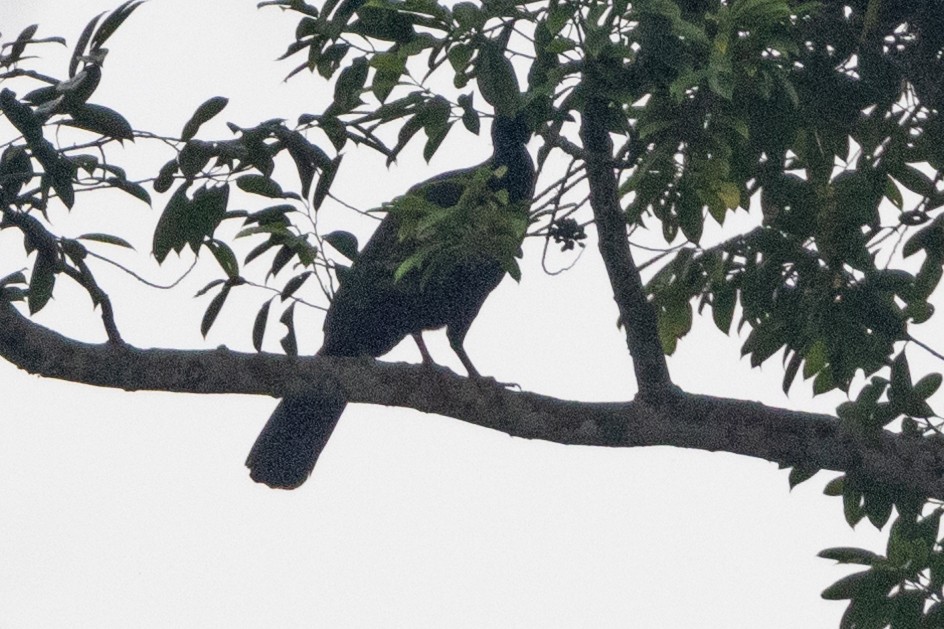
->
xmin=1 ymin=0 xmax=943 ymax=626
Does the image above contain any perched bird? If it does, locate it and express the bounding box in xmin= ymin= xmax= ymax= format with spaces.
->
xmin=246 ymin=113 xmax=535 ymax=489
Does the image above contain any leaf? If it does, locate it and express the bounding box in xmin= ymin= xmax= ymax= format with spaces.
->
xmin=280 ymin=271 xmax=312 ymax=301
xmin=77 ymin=233 xmax=135 ymax=249
xmin=65 ymin=103 xmax=134 ymax=141
xmin=244 ymin=205 xmax=296 ymax=226
xmin=476 ymin=39 xmax=520 ymax=116
xmin=319 ymin=115 xmax=348 ymax=151
xmin=152 ymin=182 xmax=192 ymax=263
xmin=657 ymin=300 xmax=693 ymax=355
xmin=914 ymin=373 xmax=943 ymax=400
xmin=153 ymin=159 xmax=178 ymax=193
xmin=824 ymin=475 xmax=845 ymax=496
xmin=458 ymin=93 xmax=480 ymax=134
xmin=177 ymin=140 xmax=213 ymax=178
xmin=712 ymin=283 xmax=735 ymax=333
xmin=818 ymin=547 xmax=879 ymax=565
xmin=194 ymin=278 xmax=226 ymax=297
xmin=273 ymin=127 xmax=330 ymax=199
xmin=90 ymin=0 xmax=145 ymax=52
xmin=181 ymin=96 xmax=229 ymax=141
xmin=788 ymin=466 xmax=818 ymax=489
xmin=8 ymin=24 xmax=39 ymax=64
xmin=28 ymin=251 xmax=56 ymax=314
xmin=206 ymin=239 xmax=239 ymax=278
xmin=782 ymin=349 xmax=802 ymax=394
xmin=106 ymin=176 xmax=151 ymax=204
xmin=324 ymin=230 xmax=359 ymax=260
xmin=186 ymin=184 xmax=230 ymax=251
xmin=252 ymin=300 xmax=272 ymax=352
xmin=332 ymin=57 xmax=369 ymax=111
xmin=0 ymin=271 xmax=27 ymax=287
xmin=890 ymin=162 xmax=936 ymax=198
xmin=453 ymin=2 xmax=484 ymax=29
xmin=312 ymin=154 xmax=343 ymax=209
xmin=236 ymin=174 xmax=285 ymax=198
xmin=279 ymin=302 xmax=298 ymax=356
xmin=269 ymin=245 xmax=295 ymax=278
xmin=70 ymin=13 xmax=104 ymax=77
xmin=200 ymin=283 xmax=231 ymax=338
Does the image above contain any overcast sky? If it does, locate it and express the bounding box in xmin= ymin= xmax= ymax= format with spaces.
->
xmin=0 ymin=2 xmax=905 ymax=627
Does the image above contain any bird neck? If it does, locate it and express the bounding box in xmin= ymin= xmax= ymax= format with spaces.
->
xmin=490 ymin=141 xmax=534 ymax=203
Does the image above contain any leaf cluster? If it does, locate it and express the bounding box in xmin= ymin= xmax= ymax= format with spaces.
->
xmin=386 ymin=163 xmax=530 ymax=286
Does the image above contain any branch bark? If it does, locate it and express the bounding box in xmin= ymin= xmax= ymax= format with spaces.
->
xmin=2 ymin=299 xmax=943 ymax=500
xmin=579 ymin=96 xmax=672 ymax=399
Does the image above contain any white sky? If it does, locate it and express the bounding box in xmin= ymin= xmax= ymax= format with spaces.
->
xmin=0 ymin=2 xmax=912 ymax=627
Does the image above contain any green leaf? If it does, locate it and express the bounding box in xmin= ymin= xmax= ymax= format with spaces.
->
xmin=65 ymin=103 xmax=134 ymax=141
xmin=28 ymin=251 xmax=57 ymax=314
xmin=177 ymin=140 xmax=214 ymax=179
xmin=154 ymin=159 xmax=178 ymax=193
xmin=273 ymin=127 xmax=330 ymax=198
xmin=70 ymin=13 xmax=103 ymax=77
xmin=818 ymin=547 xmax=879 ymax=566
xmin=458 ymin=93 xmax=480 ymax=134
xmin=206 ymin=239 xmax=239 ymax=278
xmin=152 ymin=182 xmax=192 ymax=263
xmin=333 ymin=57 xmax=369 ymax=110
xmin=187 ymin=184 xmax=230 ymax=251
xmin=313 ymin=154 xmax=343 ymax=209
xmin=236 ymin=174 xmax=285 ymax=198
xmin=90 ymin=0 xmax=144 ymax=51
xmin=884 ymin=176 xmax=903 ymax=210
xmin=913 ymin=373 xmax=942 ymax=400
xmin=279 ymin=302 xmax=298 ymax=356
xmin=890 ymin=352 xmax=913 ymax=402
xmin=195 ymin=276 xmax=223 ymax=297
xmin=243 ymin=205 xmax=296 ymax=227
xmin=181 ymin=96 xmax=229 ymax=141
xmin=252 ymin=299 xmax=272 ymax=351
xmin=107 ymin=176 xmax=151 ymax=205
xmin=280 ymin=271 xmax=312 ymax=300
xmin=269 ymin=245 xmax=295 ymax=278
xmin=200 ymin=283 xmax=231 ymax=338
xmin=824 ymin=475 xmax=845 ymax=496
xmin=453 ymin=2 xmax=484 ymax=29
xmin=447 ymin=43 xmax=473 ymax=73
xmin=843 ymin=486 xmax=864 ymax=527
xmin=476 ymin=39 xmax=520 ymax=116
xmin=657 ymin=301 xmax=693 ymax=355
xmin=890 ymin=163 xmax=936 ymax=198
xmin=77 ymin=233 xmax=135 ymax=249
xmin=712 ymin=283 xmax=735 ymax=333
xmin=715 ymin=181 xmax=740 ymax=211
xmin=821 ymin=570 xmax=873 ymax=600
xmin=324 ymin=230 xmax=359 ymax=261
xmin=352 ymin=5 xmax=416 ymax=43
xmin=0 ymin=271 xmax=27 ymax=287
xmin=788 ymin=466 xmax=818 ymax=489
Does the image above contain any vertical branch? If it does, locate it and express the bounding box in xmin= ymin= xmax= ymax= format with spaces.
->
xmin=579 ymin=96 xmax=673 ymax=400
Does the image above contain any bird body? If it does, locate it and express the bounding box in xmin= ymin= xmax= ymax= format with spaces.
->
xmin=246 ymin=115 xmax=534 ymax=488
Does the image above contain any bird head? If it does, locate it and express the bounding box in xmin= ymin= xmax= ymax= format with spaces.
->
xmin=491 ymin=114 xmax=531 ymax=148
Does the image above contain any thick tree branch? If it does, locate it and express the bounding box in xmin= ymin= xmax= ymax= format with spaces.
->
xmin=2 ymin=299 xmax=943 ymax=500
xmin=579 ymin=97 xmax=672 ymax=399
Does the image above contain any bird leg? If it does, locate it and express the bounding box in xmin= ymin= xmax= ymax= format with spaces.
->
xmin=450 ymin=341 xmax=482 ymax=380
xmin=447 ymin=330 xmax=523 ymax=389
xmin=412 ymin=332 xmax=435 ymax=366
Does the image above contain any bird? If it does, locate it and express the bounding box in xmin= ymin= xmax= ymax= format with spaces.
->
xmin=245 ymin=113 xmax=535 ymax=489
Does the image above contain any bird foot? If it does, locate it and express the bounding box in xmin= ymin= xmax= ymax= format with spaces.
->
xmin=471 ymin=374 xmax=521 ymax=391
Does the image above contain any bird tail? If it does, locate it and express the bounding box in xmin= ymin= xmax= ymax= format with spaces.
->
xmin=245 ymin=392 xmax=347 ymax=489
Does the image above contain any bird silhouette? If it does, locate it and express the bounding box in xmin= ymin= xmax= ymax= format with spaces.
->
xmin=245 ymin=113 xmax=535 ymax=488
